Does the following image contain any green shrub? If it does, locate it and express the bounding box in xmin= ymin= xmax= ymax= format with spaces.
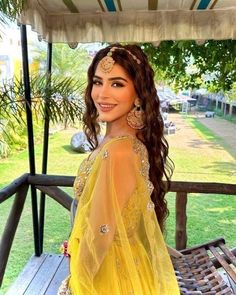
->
xmin=0 ymin=116 xmax=44 ymax=158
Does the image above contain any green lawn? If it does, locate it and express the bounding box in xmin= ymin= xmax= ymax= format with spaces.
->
xmin=0 ymin=118 xmax=236 ymax=293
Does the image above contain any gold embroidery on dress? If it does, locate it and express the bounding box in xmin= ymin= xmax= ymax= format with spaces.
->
xmin=73 ymin=157 xmax=95 ymax=198
xmin=147 ymin=200 xmax=155 ymax=211
xmin=133 ymin=138 xmax=154 ymax=193
xmin=102 ymin=149 xmax=109 ymax=159
xmin=99 ymin=224 xmax=110 ymax=234
xmin=57 ymin=276 xmax=71 ymax=295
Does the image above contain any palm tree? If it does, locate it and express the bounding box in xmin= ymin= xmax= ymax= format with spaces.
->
xmin=0 ymin=0 xmax=26 ymax=23
xmin=0 ymin=1 xmax=87 ymax=156
xmin=0 ymin=74 xmax=85 ymax=157
xmin=33 ymin=43 xmax=91 ymax=85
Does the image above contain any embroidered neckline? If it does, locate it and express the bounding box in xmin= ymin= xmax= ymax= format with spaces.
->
xmin=87 ymin=134 xmax=136 ymax=162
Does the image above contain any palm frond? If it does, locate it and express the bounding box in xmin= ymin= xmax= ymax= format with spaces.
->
xmin=0 ymin=74 xmax=85 ymax=125
xmin=0 ymin=0 xmax=26 ymax=21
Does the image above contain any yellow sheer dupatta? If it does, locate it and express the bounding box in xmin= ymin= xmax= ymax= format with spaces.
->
xmin=68 ymin=136 xmax=180 ymax=295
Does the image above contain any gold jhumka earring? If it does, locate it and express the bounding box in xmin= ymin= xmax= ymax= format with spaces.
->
xmin=127 ymin=98 xmax=145 ymax=130
xmin=98 ymin=46 xmax=141 ymax=73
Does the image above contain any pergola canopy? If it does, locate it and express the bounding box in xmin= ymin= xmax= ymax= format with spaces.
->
xmin=19 ymin=0 xmax=236 ymax=43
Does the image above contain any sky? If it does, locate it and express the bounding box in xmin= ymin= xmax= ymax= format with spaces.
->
xmin=0 ymin=19 xmax=104 ymax=80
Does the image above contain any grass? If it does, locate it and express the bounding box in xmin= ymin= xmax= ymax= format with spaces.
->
xmin=167 ymin=116 xmax=236 ymax=183
xmin=165 ymin=192 xmax=236 ymax=248
xmin=165 ymin=114 xmax=236 ymax=246
xmin=214 ymin=109 xmax=236 ymax=125
xmin=186 ymin=117 xmax=222 ymax=141
xmin=0 ymin=126 xmax=87 ymax=293
xmin=1 ymin=117 xmax=236 ymax=292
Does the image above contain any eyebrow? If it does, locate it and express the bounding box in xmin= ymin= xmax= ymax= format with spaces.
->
xmin=93 ymin=75 xmax=128 ymax=82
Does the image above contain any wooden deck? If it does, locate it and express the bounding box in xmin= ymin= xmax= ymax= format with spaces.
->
xmin=6 ymin=254 xmax=69 ymax=295
xmin=5 ymin=252 xmax=236 ymax=295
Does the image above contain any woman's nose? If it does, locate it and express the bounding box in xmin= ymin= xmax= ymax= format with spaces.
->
xmin=98 ymin=83 xmax=110 ymax=98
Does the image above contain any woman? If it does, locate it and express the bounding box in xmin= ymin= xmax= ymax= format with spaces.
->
xmin=58 ymin=44 xmax=180 ymax=294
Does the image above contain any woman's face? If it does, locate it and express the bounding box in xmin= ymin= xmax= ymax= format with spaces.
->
xmin=91 ymin=63 xmax=137 ymax=125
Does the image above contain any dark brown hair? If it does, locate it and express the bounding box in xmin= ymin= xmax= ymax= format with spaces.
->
xmin=83 ymin=44 xmax=174 ymax=231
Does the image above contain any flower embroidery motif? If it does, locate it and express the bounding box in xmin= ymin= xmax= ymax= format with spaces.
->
xmin=57 ymin=276 xmax=71 ymax=295
xmin=99 ymin=224 xmax=110 ymax=234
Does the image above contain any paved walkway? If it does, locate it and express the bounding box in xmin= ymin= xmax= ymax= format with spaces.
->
xmin=197 ymin=115 xmax=236 ymax=154
xmin=168 ymin=113 xmax=236 ymax=158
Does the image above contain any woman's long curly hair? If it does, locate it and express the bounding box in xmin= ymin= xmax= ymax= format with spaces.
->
xmin=83 ymin=44 xmax=174 ymax=232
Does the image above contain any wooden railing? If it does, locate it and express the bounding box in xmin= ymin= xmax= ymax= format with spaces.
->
xmin=1 ymin=173 xmax=236 ymax=287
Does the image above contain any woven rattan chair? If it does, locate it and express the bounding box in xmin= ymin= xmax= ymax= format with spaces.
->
xmin=70 ymin=199 xmax=236 ymax=294
xmin=171 ymin=238 xmax=236 ymax=294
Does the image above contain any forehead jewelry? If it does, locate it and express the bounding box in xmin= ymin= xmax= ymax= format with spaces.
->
xmin=98 ymin=47 xmax=141 ymax=73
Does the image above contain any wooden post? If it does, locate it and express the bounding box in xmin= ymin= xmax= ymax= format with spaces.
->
xmin=175 ymin=192 xmax=188 ymax=250
xmin=0 ymin=184 xmax=29 ymax=286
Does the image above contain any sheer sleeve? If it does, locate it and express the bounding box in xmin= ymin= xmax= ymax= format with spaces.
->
xmin=69 ymin=138 xmax=139 ymax=293
xmin=68 ymin=137 xmax=180 ymax=295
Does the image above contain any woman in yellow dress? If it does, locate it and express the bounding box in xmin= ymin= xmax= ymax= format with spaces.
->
xmin=58 ymin=44 xmax=180 ymax=294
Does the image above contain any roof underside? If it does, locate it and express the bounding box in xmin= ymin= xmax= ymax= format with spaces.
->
xmin=19 ymin=0 xmax=236 ymax=43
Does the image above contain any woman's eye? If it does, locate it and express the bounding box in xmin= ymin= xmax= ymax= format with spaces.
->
xmin=93 ymin=80 xmax=102 ymax=85
xmin=112 ymin=82 xmax=124 ymax=87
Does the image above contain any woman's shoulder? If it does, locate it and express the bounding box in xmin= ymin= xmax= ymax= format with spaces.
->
xmin=102 ymin=135 xmax=148 ymax=159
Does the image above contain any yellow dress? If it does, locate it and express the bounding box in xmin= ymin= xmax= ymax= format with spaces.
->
xmin=66 ymin=136 xmax=180 ymax=295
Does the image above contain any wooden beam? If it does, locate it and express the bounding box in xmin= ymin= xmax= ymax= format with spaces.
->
xmin=0 ymin=173 xmax=29 ymax=204
xmin=28 ymin=174 xmax=75 ymax=187
xmin=27 ymin=174 xmax=236 ymax=195
xmin=175 ymin=192 xmax=188 ymax=250
xmin=170 ymin=181 xmax=236 ymax=195
xmin=36 ymin=186 xmax=73 ymax=210
xmin=0 ymin=184 xmax=29 ymax=286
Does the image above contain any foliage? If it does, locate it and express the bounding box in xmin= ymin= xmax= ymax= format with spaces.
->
xmin=32 ymin=43 xmax=92 ymax=85
xmin=143 ymin=40 xmax=236 ymax=93
xmin=0 ymin=0 xmax=26 ymax=22
xmin=225 ymin=82 xmax=236 ymax=102
xmin=0 ymin=0 xmax=26 ymax=38
xmin=0 ymin=75 xmax=85 ymax=157
xmin=0 ymin=117 xmax=27 ymax=157
xmin=0 ymin=116 xmax=44 ymax=158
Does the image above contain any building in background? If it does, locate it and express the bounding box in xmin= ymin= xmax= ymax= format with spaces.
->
xmin=0 ymin=25 xmax=22 ymax=82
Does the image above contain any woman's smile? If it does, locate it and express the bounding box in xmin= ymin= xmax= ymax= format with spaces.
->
xmin=98 ymin=103 xmax=117 ymax=112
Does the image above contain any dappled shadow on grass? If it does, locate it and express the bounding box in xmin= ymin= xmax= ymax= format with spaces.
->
xmin=187 ymin=138 xmax=224 ymax=151
xmin=187 ymin=137 xmax=236 ymax=161
xmin=202 ymin=161 xmax=236 ymax=177
xmin=187 ymin=193 xmax=236 ymax=248
xmin=186 ymin=117 xmax=236 ymax=160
